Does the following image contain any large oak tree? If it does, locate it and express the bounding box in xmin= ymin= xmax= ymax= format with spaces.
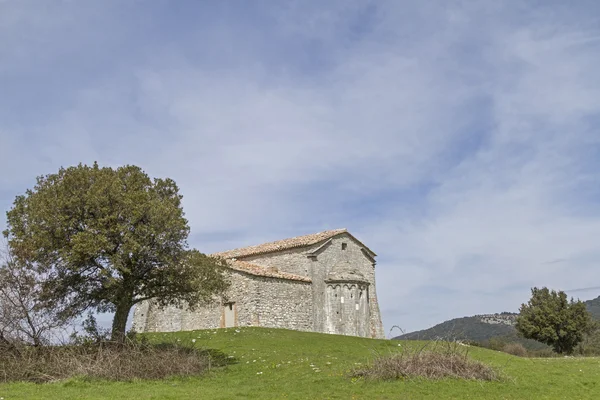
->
xmin=4 ymin=163 xmax=229 ymax=342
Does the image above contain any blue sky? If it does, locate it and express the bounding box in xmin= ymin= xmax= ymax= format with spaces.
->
xmin=2 ymin=1 xmax=600 ymax=335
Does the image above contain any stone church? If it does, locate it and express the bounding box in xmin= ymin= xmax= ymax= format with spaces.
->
xmin=132 ymin=229 xmax=385 ymax=339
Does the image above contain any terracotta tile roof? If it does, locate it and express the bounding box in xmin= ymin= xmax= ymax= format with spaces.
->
xmin=228 ymin=260 xmax=311 ymax=282
xmin=213 ymin=228 xmax=349 ymax=259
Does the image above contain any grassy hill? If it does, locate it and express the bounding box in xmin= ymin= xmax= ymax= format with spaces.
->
xmin=1 ymin=327 xmax=599 ymax=399
xmin=395 ymin=295 xmax=600 ymax=347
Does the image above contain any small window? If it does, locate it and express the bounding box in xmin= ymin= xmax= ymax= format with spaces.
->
xmin=342 ymin=243 xmax=347 ymax=250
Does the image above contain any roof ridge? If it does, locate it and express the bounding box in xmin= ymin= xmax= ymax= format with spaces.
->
xmin=212 ymin=228 xmax=348 ymax=259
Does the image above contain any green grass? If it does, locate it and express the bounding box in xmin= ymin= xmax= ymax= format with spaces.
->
xmin=1 ymin=327 xmax=599 ymax=399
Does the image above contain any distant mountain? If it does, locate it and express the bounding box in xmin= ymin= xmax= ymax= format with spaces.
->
xmin=394 ymin=296 xmax=600 ymax=348
xmin=586 ymin=296 xmax=600 ymax=319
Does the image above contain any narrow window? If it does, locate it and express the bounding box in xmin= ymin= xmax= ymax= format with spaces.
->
xmin=342 ymin=243 xmax=347 ymax=250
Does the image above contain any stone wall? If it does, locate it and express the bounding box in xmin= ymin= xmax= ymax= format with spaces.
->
xmin=133 ymin=269 xmax=313 ymax=333
xmin=251 ymin=275 xmax=313 ymax=331
xmin=310 ymin=234 xmax=384 ymax=339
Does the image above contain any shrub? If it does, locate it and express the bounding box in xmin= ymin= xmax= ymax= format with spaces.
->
xmin=527 ymin=348 xmax=557 ymax=358
xmin=502 ymin=343 xmax=528 ymax=357
xmin=517 ymin=287 xmax=592 ymax=354
xmin=0 ymin=338 xmax=232 ymax=383
xmin=351 ymin=342 xmax=500 ymax=381
xmin=487 ymin=338 xmax=507 ymax=352
xmin=574 ymin=322 xmax=600 ymax=356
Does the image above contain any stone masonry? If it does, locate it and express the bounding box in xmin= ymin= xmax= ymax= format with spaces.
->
xmin=132 ymin=229 xmax=385 ymax=339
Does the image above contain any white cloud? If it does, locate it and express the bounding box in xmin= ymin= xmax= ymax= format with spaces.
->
xmin=1 ymin=1 xmax=599 ymax=333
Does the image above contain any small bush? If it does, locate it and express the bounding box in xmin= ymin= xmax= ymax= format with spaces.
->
xmin=502 ymin=343 xmax=528 ymax=357
xmin=527 ymin=348 xmax=557 ymax=358
xmin=352 ymin=342 xmax=500 ymax=381
xmin=0 ymin=338 xmax=233 ymax=383
xmin=486 ymin=338 xmax=507 ymax=352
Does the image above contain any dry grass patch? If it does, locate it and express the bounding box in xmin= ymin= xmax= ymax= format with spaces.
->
xmin=352 ymin=342 xmax=501 ymax=381
xmin=0 ymin=340 xmax=232 ymax=383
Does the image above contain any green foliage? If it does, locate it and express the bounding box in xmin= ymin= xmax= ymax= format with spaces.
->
xmin=575 ymin=320 xmax=600 ymax=356
xmin=4 ymin=163 xmax=229 ymax=341
xmin=516 ymin=287 xmax=592 ymax=354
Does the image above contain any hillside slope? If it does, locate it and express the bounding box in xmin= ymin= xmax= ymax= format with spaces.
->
xmin=586 ymin=295 xmax=600 ymax=319
xmin=395 ymin=314 xmax=516 ymax=342
xmin=395 ymin=295 xmax=600 ymax=345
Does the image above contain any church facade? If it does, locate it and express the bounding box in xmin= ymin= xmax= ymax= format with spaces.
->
xmin=132 ymin=229 xmax=385 ymax=339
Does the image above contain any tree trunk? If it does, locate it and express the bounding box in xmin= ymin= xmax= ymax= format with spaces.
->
xmin=111 ymin=301 xmax=132 ymax=344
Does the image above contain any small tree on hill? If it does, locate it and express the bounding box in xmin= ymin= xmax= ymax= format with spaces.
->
xmin=516 ymin=287 xmax=591 ymax=354
xmin=0 ymin=241 xmax=70 ymax=347
xmin=4 ymin=163 xmax=229 ymax=342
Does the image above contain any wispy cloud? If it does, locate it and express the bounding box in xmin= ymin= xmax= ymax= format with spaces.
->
xmin=1 ymin=1 xmax=599 ymax=332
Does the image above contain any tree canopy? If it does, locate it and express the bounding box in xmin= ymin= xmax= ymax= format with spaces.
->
xmin=4 ymin=163 xmax=229 ymax=341
xmin=516 ymin=287 xmax=591 ymax=354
